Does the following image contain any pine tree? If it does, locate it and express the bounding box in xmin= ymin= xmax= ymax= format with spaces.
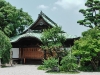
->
xmin=77 ymin=0 xmax=100 ymax=29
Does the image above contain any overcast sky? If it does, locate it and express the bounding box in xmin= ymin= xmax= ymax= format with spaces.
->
xmin=6 ymin=0 xmax=88 ymax=36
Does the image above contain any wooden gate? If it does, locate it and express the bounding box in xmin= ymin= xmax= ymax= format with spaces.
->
xmin=20 ymin=47 xmax=44 ymax=59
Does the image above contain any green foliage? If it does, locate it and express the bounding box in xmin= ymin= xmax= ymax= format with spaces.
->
xmin=37 ymin=65 xmax=46 ymax=70
xmin=0 ymin=30 xmax=12 ymax=64
xmin=0 ymin=0 xmax=33 ymax=37
xmin=43 ymin=57 xmax=58 ymax=70
xmin=78 ymin=66 xmax=93 ymax=71
xmin=77 ymin=0 xmax=100 ymax=28
xmin=60 ymin=50 xmax=78 ymax=72
xmin=72 ymin=28 xmax=100 ymax=71
xmin=41 ymin=26 xmax=66 ymax=57
xmin=76 ymin=0 xmax=100 ymax=70
xmin=41 ymin=26 xmax=66 ymax=49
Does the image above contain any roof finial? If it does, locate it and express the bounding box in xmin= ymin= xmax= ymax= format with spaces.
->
xmin=40 ymin=10 xmax=43 ymax=15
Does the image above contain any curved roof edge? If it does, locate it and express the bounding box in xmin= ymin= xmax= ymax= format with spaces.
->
xmin=20 ymin=11 xmax=57 ymax=35
xmin=10 ymin=32 xmax=79 ymax=43
xmin=10 ymin=33 xmax=42 ymax=43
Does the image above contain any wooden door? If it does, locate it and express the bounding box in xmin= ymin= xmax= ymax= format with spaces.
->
xmin=21 ymin=47 xmax=44 ymax=59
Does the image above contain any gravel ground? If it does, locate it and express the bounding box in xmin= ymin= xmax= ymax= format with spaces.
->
xmin=0 ymin=65 xmax=100 ymax=75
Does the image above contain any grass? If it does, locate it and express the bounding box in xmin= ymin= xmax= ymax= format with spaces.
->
xmin=46 ymin=70 xmax=80 ymax=74
xmin=38 ymin=65 xmax=80 ymax=74
xmin=37 ymin=65 xmax=47 ymax=70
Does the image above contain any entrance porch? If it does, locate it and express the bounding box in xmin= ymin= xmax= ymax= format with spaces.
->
xmin=11 ymin=36 xmax=44 ymax=64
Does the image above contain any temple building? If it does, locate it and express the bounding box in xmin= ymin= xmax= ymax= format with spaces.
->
xmin=10 ymin=11 xmax=79 ymax=64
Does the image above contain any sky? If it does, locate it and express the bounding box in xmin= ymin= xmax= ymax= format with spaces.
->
xmin=6 ymin=0 xmax=88 ymax=36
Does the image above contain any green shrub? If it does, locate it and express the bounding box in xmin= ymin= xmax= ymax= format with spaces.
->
xmin=97 ymin=66 xmax=100 ymax=71
xmin=60 ymin=53 xmax=78 ymax=72
xmin=78 ymin=65 xmax=100 ymax=72
xmin=43 ymin=57 xmax=58 ymax=71
xmin=0 ymin=30 xmax=12 ymax=64
xmin=37 ymin=65 xmax=46 ymax=70
xmin=78 ymin=66 xmax=93 ymax=71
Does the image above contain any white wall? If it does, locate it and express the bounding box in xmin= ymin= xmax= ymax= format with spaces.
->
xmin=12 ymin=48 xmax=19 ymax=58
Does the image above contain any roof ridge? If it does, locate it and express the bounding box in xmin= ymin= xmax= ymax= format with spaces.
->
xmin=40 ymin=11 xmax=57 ymax=25
xmin=19 ymin=11 xmax=57 ymax=35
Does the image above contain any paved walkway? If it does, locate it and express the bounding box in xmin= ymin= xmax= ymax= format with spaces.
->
xmin=0 ymin=65 xmax=100 ymax=75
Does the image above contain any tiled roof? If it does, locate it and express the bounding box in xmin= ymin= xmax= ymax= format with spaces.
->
xmin=40 ymin=11 xmax=57 ymax=27
xmin=20 ymin=11 xmax=57 ymax=34
xmin=63 ymin=33 xmax=78 ymax=39
xmin=10 ymin=32 xmax=78 ymax=43
xmin=10 ymin=11 xmax=78 ymax=43
xmin=10 ymin=33 xmax=41 ymax=43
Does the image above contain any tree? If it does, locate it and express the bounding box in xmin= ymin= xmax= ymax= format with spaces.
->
xmin=0 ymin=0 xmax=33 ymax=37
xmin=41 ymin=26 xmax=66 ymax=58
xmin=72 ymin=28 xmax=100 ymax=71
xmin=77 ymin=0 xmax=100 ymax=29
xmin=60 ymin=51 xmax=78 ymax=72
xmin=0 ymin=30 xmax=12 ymax=64
xmin=75 ymin=0 xmax=100 ymax=71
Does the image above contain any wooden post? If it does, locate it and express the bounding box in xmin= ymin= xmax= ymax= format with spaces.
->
xmin=24 ymin=58 xmax=25 ymax=64
xmin=19 ymin=48 xmax=21 ymax=58
xmin=19 ymin=45 xmax=22 ymax=64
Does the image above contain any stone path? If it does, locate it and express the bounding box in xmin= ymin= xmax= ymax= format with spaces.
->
xmin=0 ymin=65 xmax=100 ymax=75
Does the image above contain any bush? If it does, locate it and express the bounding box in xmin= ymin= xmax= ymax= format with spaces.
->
xmin=0 ymin=30 xmax=12 ymax=64
xmin=78 ymin=65 xmax=100 ymax=72
xmin=60 ymin=53 xmax=78 ymax=72
xmin=78 ymin=66 xmax=93 ymax=71
xmin=37 ymin=65 xmax=46 ymax=70
xmin=43 ymin=57 xmax=58 ymax=71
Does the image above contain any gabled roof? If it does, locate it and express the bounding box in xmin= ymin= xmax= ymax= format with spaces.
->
xmin=10 ymin=11 xmax=79 ymax=43
xmin=40 ymin=11 xmax=57 ymax=27
xmin=21 ymin=11 xmax=57 ymax=34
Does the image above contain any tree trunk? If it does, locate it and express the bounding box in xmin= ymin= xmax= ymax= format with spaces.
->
xmin=91 ymin=60 xmax=97 ymax=71
xmin=49 ymin=49 xmax=53 ymax=56
xmin=44 ymin=50 xmax=46 ymax=59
